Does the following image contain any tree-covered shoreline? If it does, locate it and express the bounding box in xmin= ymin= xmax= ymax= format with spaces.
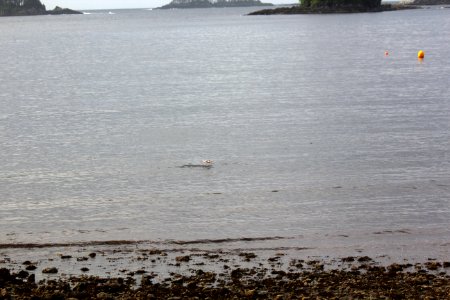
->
xmin=300 ymin=0 xmax=381 ymax=9
xmin=0 ymin=0 xmax=45 ymax=16
xmin=410 ymin=0 xmax=450 ymax=4
xmin=249 ymin=0 xmax=417 ymax=15
xmin=158 ymin=0 xmax=273 ymax=9
xmin=0 ymin=0 xmax=81 ymax=16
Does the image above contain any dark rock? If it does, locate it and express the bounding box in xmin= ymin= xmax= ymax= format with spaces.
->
xmin=239 ymin=252 xmax=257 ymax=261
xmin=196 ymin=269 xmax=204 ymax=276
xmin=89 ymin=253 xmax=97 ymax=258
xmin=342 ymin=256 xmax=355 ymax=262
xmin=42 ymin=267 xmax=58 ymax=274
xmin=175 ymin=255 xmax=190 ymax=262
xmin=306 ymin=260 xmax=320 ymax=265
xmin=268 ymin=256 xmax=280 ymax=262
xmin=0 ymin=268 xmax=12 ymax=284
xmin=186 ymin=281 xmax=197 ymax=289
xmin=231 ymin=268 xmax=243 ymax=279
xmin=28 ymin=274 xmax=35 ymax=283
xmin=271 ymin=270 xmax=286 ymax=276
xmin=77 ymin=257 xmax=89 ymax=261
xmin=17 ymin=270 xmax=29 ymax=279
xmin=357 ymin=256 xmax=372 ymax=262
xmin=425 ymin=261 xmax=441 ymax=270
xmin=46 ymin=6 xmax=82 ymax=15
xmin=26 ymin=265 xmax=37 ymax=271
xmin=387 ymin=263 xmax=404 ymax=273
xmin=148 ymin=249 xmax=165 ymax=255
xmin=73 ymin=282 xmax=87 ymax=293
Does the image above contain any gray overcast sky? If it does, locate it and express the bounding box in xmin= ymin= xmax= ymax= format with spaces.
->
xmin=42 ymin=0 xmax=294 ymax=10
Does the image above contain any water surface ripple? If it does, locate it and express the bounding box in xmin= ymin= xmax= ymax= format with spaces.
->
xmin=0 ymin=8 xmax=449 ymax=254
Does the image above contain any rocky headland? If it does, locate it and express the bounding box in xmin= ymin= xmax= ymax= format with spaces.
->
xmin=249 ymin=0 xmax=418 ymax=15
xmin=46 ymin=6 xmax=82 ymax=15
xmin=0 ymin=1 xmax=81 ymax=17
xmin=158 ymin=0 xmax=273 ymax=9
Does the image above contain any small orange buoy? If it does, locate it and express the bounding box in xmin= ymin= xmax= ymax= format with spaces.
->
xmin=418 ymin=50 xmax=425 ymax=59
xmin=384 ymin=51 xmax=389 ymax=56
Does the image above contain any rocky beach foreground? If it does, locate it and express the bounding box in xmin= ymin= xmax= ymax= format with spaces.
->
xmin=1 ymin=240 xmax=450 ymax=299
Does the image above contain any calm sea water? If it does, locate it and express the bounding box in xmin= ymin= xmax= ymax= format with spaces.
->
xmin=1 ymin=7 xmax=449 ymax=253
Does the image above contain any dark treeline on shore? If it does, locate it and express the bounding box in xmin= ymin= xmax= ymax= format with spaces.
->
xmin=0 ymin=0 xmax=81 ymax=16
xmin=411 ymin=0 xmax=450 ymax=4
xmin=300 ymin=0 xmax=381 ymax=9
xmin=248 ymin=0 xmax=416 ymax=14
xmin=158 ymin=0 xmax=273 ymax=9
xmin=0 ymin=0 xmax=46 ymax=15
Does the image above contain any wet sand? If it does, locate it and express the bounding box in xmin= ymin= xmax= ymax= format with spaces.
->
xmin=1 ymin=237 xmax=450 ymax=299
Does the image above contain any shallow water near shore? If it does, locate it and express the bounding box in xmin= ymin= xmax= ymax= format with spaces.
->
xmin=0 ymin=6 xmax=450 ymax=258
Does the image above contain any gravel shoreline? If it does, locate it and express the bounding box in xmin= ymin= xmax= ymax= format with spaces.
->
xmin=2 ymin=244 xmax=450 ymax=299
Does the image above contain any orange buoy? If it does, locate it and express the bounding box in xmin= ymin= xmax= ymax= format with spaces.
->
xmin=384 ymin=50 xmax=389 ymax=56
xmin=418 ymin=50 xmax=425 ymax=59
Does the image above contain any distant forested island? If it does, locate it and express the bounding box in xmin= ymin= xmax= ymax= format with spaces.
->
xmin=249 ymin=0 xmax=417 ymax=14
xmin=158 ymin=0 xmax=273 ymax=9
xmin=409 ymin=0 xmax=450 ymax=4
xmin=0 ymin=0 xmax=81 ymax=16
